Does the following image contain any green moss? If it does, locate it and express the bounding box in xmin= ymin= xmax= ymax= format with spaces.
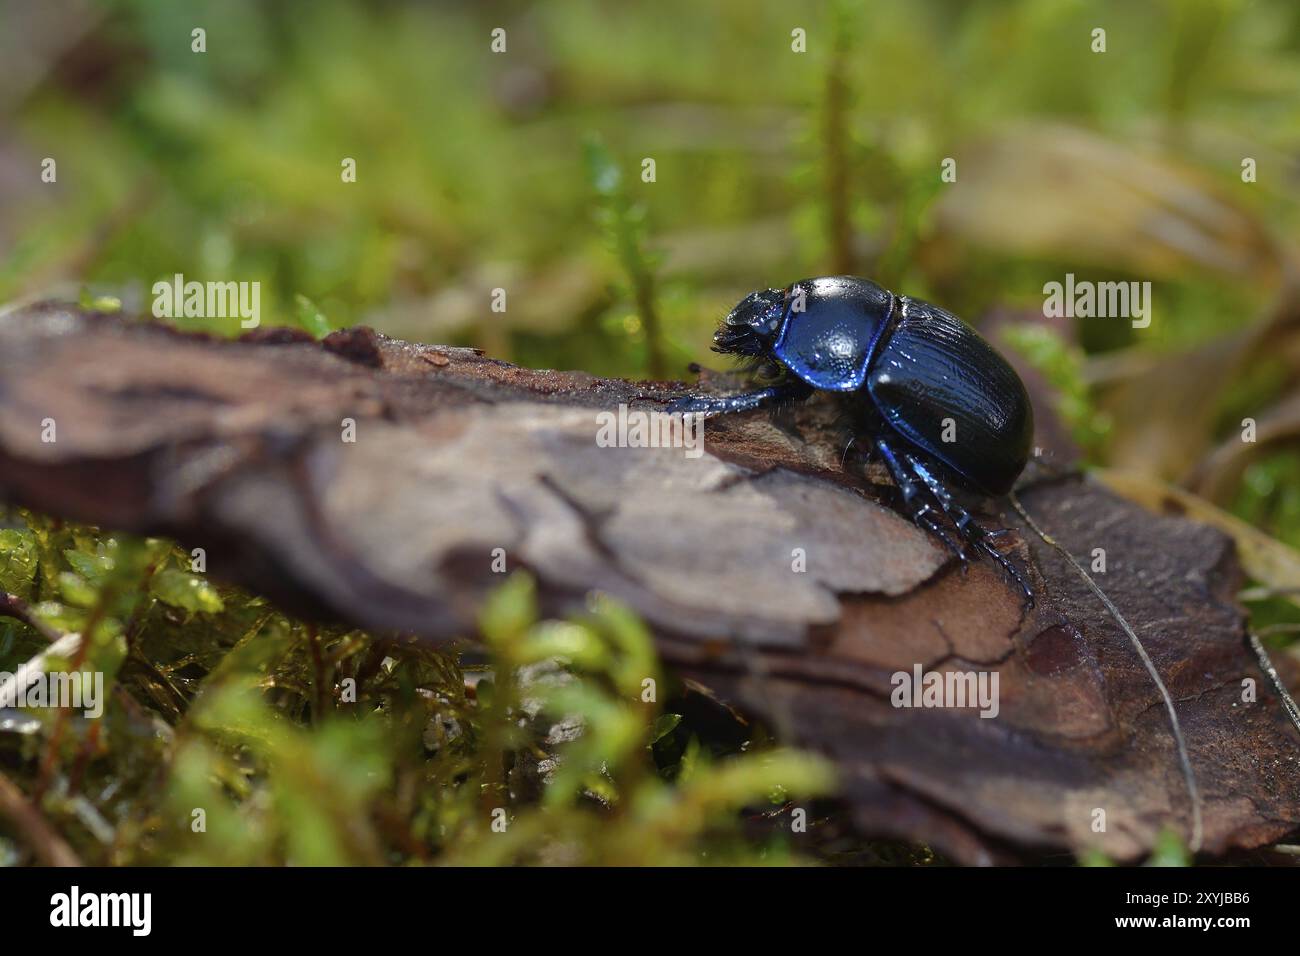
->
xmin=0 ymin=510 xmax=835 ymax=865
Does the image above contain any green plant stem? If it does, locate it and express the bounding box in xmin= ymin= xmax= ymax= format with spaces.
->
xmin=632 ymin=270 xmax=665 ymax=380
xmin=823 ymin=21 xmax=853 ymax=275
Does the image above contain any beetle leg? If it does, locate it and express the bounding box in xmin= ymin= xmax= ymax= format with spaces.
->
xmin=903 ymin=453 xmax=1034 ymax=606
xmin=874 ymin=438 xmax=966 ymax=563
xmin=664 ymin=382 xmax=806 ymax=418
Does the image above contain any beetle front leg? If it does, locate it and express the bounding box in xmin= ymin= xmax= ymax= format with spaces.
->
xmin=664 ymin=381 xmax=809 ymax=418
xmin=903 ymin=453 xmax=1034 ymax=606
xmin=873 ymin=438 xmax=966 ymax=563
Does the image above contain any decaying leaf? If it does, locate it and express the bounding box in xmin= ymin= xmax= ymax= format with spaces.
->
xmin=932 ymin=124 xmax=1282 ymax=282
xmin=1099 ymin=468 xmax=1300 ymax=610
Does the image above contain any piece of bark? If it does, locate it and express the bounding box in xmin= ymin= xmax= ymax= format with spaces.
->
xmin=1 ymin=302 xmax=1298 ymax=864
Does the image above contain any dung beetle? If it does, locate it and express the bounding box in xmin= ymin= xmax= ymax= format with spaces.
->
xmin=668 ymin=275 xmax=1035 ymax=602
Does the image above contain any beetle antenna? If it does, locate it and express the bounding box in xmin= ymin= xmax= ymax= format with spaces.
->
xmin=1008 ymin=490 xmax=1204 ymax=855
xmin=840 ymin=435 xmax=857 ymax=469
xmin=1247 ymin=631 xmax=1300 ymax=740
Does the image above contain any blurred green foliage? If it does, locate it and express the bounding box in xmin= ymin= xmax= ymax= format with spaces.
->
xmin=0 ymin=510 xmax=834 ymax=865
xmin=1235 ymin=451 xmax=1300 ymax=551
xmin=7 ymin=0 xmax=1299 ymax=365
xmin=584 ymin=136 xmax=669 ymax=377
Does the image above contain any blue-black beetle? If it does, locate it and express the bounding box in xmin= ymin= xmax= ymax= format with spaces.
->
xmin=668 ymin=275 xmax=1035 ymax=602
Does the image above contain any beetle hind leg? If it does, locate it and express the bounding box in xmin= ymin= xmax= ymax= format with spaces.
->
xmin=902 ymin=452 xmax=1035 ymax=606
xmin=873 ymin=438 xmax=967 ymax=564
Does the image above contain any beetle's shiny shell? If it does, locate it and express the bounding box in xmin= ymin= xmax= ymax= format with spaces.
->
xmin=866 ymin=297 xmax=1033 ymax=495
xmin=771 ymin=276 xmax=893 ymax=391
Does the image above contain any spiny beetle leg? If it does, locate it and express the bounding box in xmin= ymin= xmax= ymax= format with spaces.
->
xmin=874 ymin=438 xmax=966 ymax=564
xmin=904 ymin=452 xmax=1034 ymax=606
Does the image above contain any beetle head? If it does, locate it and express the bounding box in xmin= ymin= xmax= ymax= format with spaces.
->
xmin=712 ymin=288 xmax=786 ymax=356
